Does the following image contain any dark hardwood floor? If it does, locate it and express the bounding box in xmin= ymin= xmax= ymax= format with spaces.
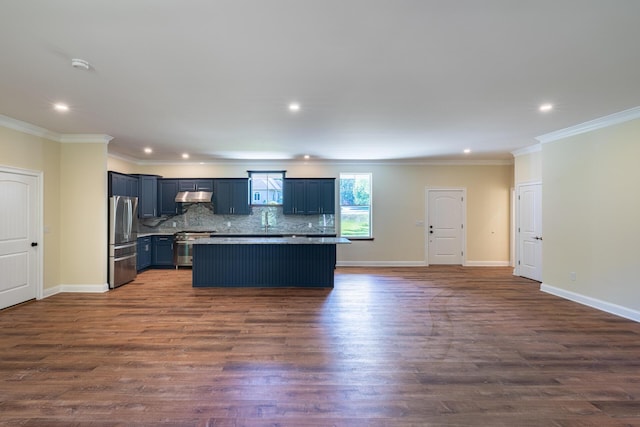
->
xmin=1 ymin=266 xmax=640 ymax=426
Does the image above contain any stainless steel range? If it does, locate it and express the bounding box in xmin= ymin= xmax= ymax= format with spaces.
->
xmin=173 ymin=230 xmax=215 ymax=267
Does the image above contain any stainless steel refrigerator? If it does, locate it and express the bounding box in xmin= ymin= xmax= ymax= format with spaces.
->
xmin=108 ymin=196 xmax=138 ymax=288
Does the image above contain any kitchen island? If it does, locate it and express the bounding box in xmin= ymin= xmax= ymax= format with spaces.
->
xmin=192 ymin=236 xmax=350 ymax=288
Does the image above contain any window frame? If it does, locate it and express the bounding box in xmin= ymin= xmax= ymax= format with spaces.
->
xmin=248 ymin=170 xmax=285 ymax=207
xmin=339 ymin=172 xmax=373 ymax=239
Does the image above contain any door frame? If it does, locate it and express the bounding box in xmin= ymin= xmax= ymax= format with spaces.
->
xmin=0 ymin=164 xmax=44 ymax=301
xmin=425 ymin=187 xmax=467 ymax=266
xmin=515 ymin=180 xmax=542 ymax=279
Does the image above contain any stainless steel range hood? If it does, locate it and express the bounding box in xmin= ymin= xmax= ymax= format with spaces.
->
xmin=175 ymin=191 xmax=213 ymax=203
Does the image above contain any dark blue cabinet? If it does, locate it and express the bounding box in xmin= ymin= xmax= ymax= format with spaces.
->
xmin=109 ymin=171 xmax=139 ymax=197
xmin=283 ymin=178 xmax=335 ymax=215
xmin=158 ymin=179 xmax=180 ymax=215
xmin=316 ymin=179 xmax=336 ymax=214
xmin=213 ymin=179 xmax=250 ymax=214
xmin=283 ymin=179 xmax=307 ymax=214
xmin=179 ymin=179 xmax=213 ymax=191
xmin=152 ymin=235 xmax=174 ymax=267
xmin=137 ymin=236 xmax=152 ymax=271
xmin=134 ymin=175 xmax=158 ymax=218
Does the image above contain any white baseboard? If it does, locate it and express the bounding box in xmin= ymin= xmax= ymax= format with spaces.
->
xmin=337 ymin=260 xmax=510 ymax=267
xmin=465 ymin=261 xmax=511 ymax=267
xmin=337 ymin=261 xmax=427 ymax=267
xmin=42 ymin=283 xmax=109 ymax=298
xmin=541 ymin=283 xmax=640 ymax=323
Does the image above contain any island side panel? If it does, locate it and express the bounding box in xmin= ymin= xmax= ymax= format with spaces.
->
xmin=192 ymin=244 xmax=336 ymax=288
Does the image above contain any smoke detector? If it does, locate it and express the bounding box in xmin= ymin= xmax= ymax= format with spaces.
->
xmin=71 ymin=58 xmax=90 ymax=70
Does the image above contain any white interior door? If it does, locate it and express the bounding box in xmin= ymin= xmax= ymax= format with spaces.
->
xmin=517 ymin=183 xmax=542 ymax=281
xmin=427 ymin=189 xmax=465 ymax=265
xmin=0 ymin=170 xmax=39 ymax=309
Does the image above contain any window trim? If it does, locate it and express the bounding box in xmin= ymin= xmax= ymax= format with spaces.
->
xmin=248 ymin=170 xmax=285 ymax=207
xmin=339 ymin=172 xmax=372 ymax=239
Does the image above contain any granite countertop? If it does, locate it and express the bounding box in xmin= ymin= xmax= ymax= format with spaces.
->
xmin=137 ymin=232 xmax=338 ymax=238
xmin=137 ymin=232 xmax=175 ymax=237
xmin=193 ymin=236 xmax=350 ymax=245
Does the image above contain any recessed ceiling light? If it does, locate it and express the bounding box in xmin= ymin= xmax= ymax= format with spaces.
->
xmin=303 ymin=154 xmax=310 ymax=160
xmin=53 ymin=103 xmax=69 ymax=112
xmin=539 ymin=103 xmax=553 ymax=112
xmin=182 ymin=153 xmax=189 ymax=159
xmin=143 ymin=147 xmax=152 ymax=154
xmin=463 ymin=148 xmax=471 ymax=154
xmin=288 ymin=102 xmax=301 ymax=112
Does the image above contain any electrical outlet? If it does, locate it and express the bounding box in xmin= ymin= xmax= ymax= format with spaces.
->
xmin=308 ymin=223 xmax=312 ymax=228
xmin=570 ymin=272 xmax=577 ymax=281
xmin=172 ymin=221 xmax=176 ymax=227
xmin=227 ymin=221 xmax=231 ymax=227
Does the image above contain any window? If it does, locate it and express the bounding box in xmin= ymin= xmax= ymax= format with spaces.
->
xmin=249 ymin=171 xmax=284 ymax=205
xmin=339 ymin=173 xmax=372 ymax=238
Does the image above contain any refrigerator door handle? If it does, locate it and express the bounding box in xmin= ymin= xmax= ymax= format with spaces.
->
xmin=114 ymin=253 xmax=137 ymax=262
xmin=126 ymin=199 xmax=132 ymax=240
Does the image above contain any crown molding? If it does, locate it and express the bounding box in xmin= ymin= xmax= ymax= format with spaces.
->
xmin=59 ymin=134 xmax=113 ymax=144
xmin=536 ymin=106 xmax=640 ymax=144
xmin=511 ymin=144 xmax=541 ymax=157
xmin=0 ymin=114 xmax=60 ymax=141
xmin=0 ymin=114 xmax=112 ymax=144
xmin=112 ymin=155 xmax=513 ymax=167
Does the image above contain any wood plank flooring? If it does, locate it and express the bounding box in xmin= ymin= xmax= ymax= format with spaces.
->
xmin=2 ymin=266 xmax=640 ymax=426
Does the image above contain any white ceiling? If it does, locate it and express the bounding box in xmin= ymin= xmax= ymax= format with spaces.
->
xmin=2 ymin=1 xmax=640 ymax=163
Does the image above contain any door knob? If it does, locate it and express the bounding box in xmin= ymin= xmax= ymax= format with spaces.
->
xmin=31 ymin=242 xmax=38 ymax=247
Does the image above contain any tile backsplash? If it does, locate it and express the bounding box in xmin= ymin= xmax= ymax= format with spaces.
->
xmin=138 ymin=203 xmax=335 ymax=235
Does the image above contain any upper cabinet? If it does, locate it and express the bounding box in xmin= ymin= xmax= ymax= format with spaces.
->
xmin=157 ymin=179 xmax=181 ymax=215
xmin=213 ymin=179 xmax=250 ymax=215
xmin=283 ymin=178 xmax=335 ymax=215
xmin=109 ymin=173 xmax=334 ymax=218
xmin=108 ymin=171 xmax=138 ymax=197
xmin=178 ymin=179 xmax=213 ymax=192
xmin=133 ymin=174 xmax=159 ymax=218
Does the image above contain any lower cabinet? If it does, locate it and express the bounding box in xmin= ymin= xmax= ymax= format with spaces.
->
xmin=152 ymin=235 xmax=175 ymax=267
xmin=137 ymin=236 xmax=152 ymax=271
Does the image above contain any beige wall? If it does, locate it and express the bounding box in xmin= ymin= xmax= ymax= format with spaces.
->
xmin=60 ymin=143 xmax=108 ymax=285
xmin=0 ymin=125 xmax=61 ymax=290
xmin=107 ymin=155 xmax=136 ymax=174
xmin=112 ymin=160 xmax=514 ymax=265
xmin=514 ymin=148 xmax=542 ymax=184
xmin=1 ymin=123 xmax=109 ymax=290
xmin=543 ymin=118 xmax=640 ymax=312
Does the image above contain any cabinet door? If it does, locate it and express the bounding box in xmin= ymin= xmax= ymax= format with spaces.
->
xmin=179 ymin=179 xmax=214 ymax=191
xmin=283 ymin=179 xmax=306 ymax=214
xmin=126 ymin=176 xmax=139 ymax=198
xmin=195 ymin=179 xmax=213 ymax=191
xmin=178 ymin=180 xmax=197 ymax=191
xmin=109 ymin=172 xmax=125 ymax=196
xmin=152 ymin=236 xmax=174 ymax=266
xmin=213 ymin=180 xmax=232 ymax=214
xmin=230 ymin=180 xmax=250 ymax=214
xmin=305 ymin=180 xmax=321 ymax=214
xmin=137 ymin=237 xmax=152 ymax=271
xmin=214 ymin=179 xmax=249 ymax=214
xmin=318 ymin=179 xmax=335 ymax=214
xmin=158 ymin=179 xmax=180 ymax=215
xmin=138 ymin=176 xmax=158 ymax=218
